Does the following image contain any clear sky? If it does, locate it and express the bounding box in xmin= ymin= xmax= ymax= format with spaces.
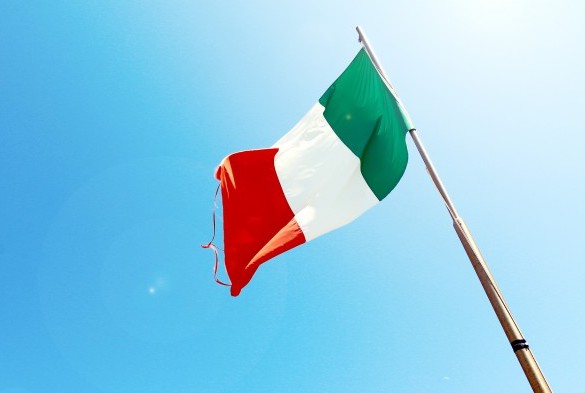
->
xmin=1 ymin=1 xmax=584 ymax=392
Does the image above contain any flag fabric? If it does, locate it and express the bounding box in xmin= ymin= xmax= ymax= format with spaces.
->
xmin=211 ymin=48 xmax=414 ymax=296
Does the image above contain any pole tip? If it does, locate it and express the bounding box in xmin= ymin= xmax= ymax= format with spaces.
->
xmin=355 ymin=26 xmax=363 ymax=42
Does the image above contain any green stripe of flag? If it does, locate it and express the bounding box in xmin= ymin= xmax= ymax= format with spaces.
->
xmin=319 ymin=49 xmax=413 ymax=200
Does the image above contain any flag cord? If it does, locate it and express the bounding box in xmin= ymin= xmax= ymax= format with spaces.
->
xmin=201 ymin=185 xmax=231 ymax=287
xmin=356 ymin=26 xmax=552 ymax=393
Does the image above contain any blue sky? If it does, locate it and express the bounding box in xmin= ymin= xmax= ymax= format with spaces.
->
xmin=1 ymin=1 xmax=583 ymax=392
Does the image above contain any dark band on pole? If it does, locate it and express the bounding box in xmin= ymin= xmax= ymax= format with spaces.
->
xmin=511 ymin=339 xmax=529 ymax=352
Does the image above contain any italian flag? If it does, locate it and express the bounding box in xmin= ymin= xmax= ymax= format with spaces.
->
xmin=214 ymin=49 xmax=414 ymax=296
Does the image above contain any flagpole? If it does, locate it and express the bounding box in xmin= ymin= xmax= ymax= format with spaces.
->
xmin=355 ymin=26 xmax=552 ymax=393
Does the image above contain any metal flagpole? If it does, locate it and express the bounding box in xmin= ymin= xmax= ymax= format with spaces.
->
xmin=355 ymin=26 xmax=552 ymax=393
